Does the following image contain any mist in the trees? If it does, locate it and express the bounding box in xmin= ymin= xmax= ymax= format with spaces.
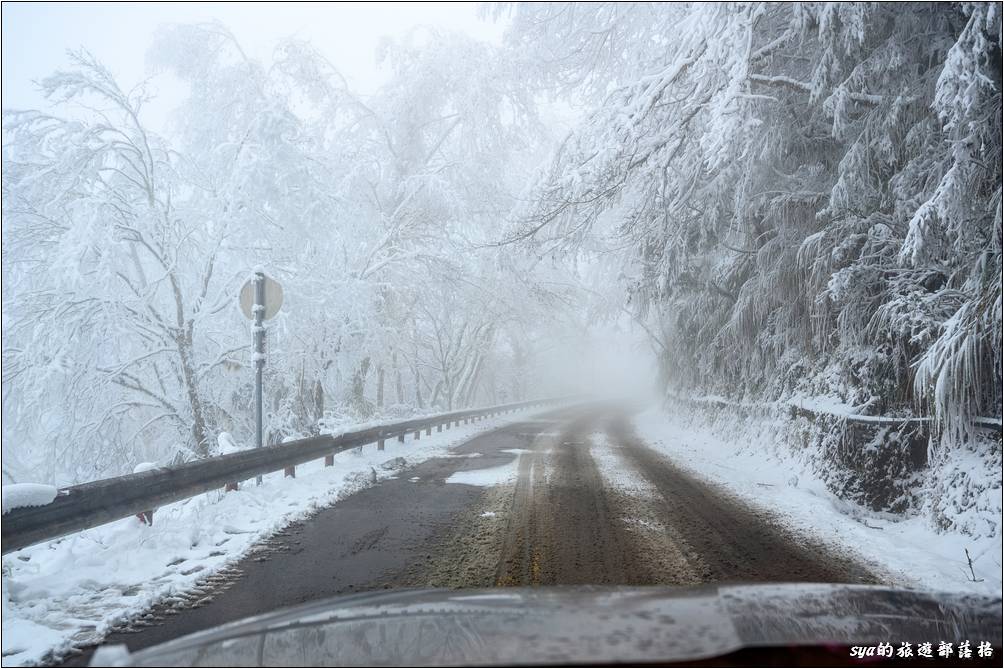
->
xmin=3 ymin=2 xmax=1000 ymax=493
xmin=503 ymin=3 xmax=1001 ymax=444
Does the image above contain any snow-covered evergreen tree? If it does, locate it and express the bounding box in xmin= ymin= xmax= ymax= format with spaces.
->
xmin=502 ymin=2 xmax=1001 ymax=445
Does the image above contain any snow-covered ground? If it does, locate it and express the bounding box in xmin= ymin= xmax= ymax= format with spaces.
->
xmin=0 ymin=411 xmax=535 ymax=667
xmin=631 ymin=407 xmax=1003 ymax=597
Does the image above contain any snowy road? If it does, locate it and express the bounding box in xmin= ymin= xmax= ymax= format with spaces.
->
xmin=61 ymin=406 xmax=876 ymax=665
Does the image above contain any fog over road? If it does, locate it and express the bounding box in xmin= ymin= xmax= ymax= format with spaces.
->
xmin=62 ymin=406 xmax=876 ymax=665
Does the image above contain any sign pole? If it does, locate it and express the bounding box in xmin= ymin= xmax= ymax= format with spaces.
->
xmin=239 ymin=270 xmax=281 ymax=487
xmin=254 ymin=271 xmax=265 ymax=486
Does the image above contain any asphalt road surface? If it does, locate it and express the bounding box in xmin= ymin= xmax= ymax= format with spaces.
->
xmin=60 ymin=405 xmax=876 ymax=666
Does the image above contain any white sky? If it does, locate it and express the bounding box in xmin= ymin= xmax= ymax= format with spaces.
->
xmin=2 ymin=1 xmax=506 ymax=133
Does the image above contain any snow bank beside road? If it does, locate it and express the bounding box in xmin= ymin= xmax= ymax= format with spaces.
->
xmin=1 ymin=411 xmax=534 ymax=667
xmin=631 ymin=407 xmax=1002 ymax=597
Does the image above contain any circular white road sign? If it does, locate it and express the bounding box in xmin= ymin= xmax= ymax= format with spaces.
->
xmin=239 ymin=274 xmax=283 ymax=321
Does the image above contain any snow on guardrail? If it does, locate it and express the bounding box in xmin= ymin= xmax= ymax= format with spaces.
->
xmin=2 ymin=484 xmax=59 ymax=515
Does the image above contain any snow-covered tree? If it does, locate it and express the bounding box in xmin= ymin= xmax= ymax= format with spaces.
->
xmin=501 ymin=2 xmax=1001 ymax=443
xmin=4 ymin=50 xmax=236 ymax=479
xmin=2 ymin=23 xmax=552 ymax=483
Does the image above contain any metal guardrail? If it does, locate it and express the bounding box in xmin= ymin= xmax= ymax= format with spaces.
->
xmin=1 ymin=398 xmax=566 ymax=554
xmin=669 ymin=393 xmax=1002 ymax=434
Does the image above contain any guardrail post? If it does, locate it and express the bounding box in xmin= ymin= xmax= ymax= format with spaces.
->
xmin=378 ymin=431 xmax=385 ymax=451
xmin=437 ymin=424 xmax=442 ymax=433
xmin=398 ymin=433 xmax=405 ymax=443
xmin=284 ymin=465 xmax=296 ymax=478
xmin=414 ymin=428 xmax=421 ymax=440
xmin=324 ymin=455 xmax=334 ymax=466
xmin=425 ymin=426 xmax=432 ymax=436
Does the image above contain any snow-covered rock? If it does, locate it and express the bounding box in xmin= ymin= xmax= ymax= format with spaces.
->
xmin=2 ymin=483 xmax=58 ymax=514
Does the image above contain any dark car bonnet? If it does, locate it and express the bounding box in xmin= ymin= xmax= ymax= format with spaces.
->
xmin=94 ymin=583 xmax=1003 ymax=666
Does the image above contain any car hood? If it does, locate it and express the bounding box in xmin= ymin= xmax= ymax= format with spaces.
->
xmin=101 ymin=583 xmax=1002 ymax=666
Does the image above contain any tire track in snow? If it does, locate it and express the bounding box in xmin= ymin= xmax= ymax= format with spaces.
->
xmin=605 ymin=414 xmax=878 ymax=584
